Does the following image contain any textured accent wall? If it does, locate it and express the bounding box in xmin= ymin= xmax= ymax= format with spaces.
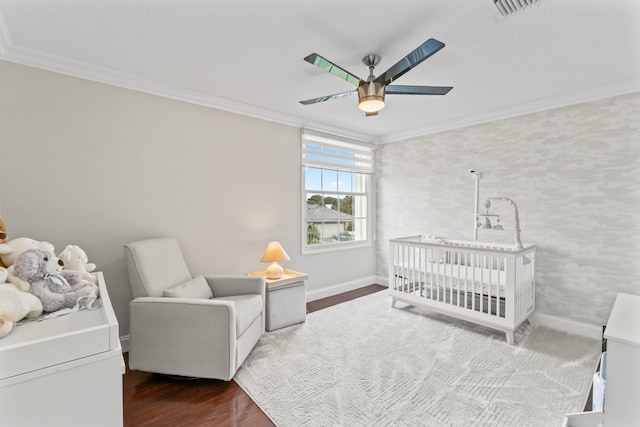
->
xmin=376 ymin=92 xmax=640 ymax=326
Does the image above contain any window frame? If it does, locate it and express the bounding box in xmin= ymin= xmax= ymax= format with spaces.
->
xmin=301 ymin=129 xmax=375 ymax=254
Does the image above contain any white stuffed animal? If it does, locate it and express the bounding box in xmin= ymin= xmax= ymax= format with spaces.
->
xmin=0 ymin=266 xmax=44 ymax=338
xmin=58 ymin=245 xmax=97 ymax=285
xmin=0 ymin=237 xmax=56 ymax=291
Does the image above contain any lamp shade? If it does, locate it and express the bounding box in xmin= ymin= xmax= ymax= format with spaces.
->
xmin=260 ymin=242 xmax=290 ymax=263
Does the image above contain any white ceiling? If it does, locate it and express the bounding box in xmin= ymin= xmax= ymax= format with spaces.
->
xmin=1 ymin=1 xmax=639 ymax=143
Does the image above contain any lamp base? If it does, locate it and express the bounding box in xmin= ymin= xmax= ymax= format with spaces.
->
xmin=266 ymin=262 xmax=284 ymax=279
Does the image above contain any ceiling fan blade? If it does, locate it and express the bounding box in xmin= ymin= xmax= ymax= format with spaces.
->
xmin=374 ymin=38 xmax=446 ymax=86
xmin=386 ymin=85 xmax=453 ymax=95
xmin=304 ymin=53 xmax=364 ymax=87
xmin=299 ymin=90 xmax=357 ymax=105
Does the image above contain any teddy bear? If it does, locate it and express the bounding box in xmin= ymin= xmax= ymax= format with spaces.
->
xmin=0 ymin=266 xmax=44 ymax=338
xmin=58 ymin=244 xmax=97 ymax=286
xmin=0 ymin=237 xmax=56 ymax=290
xmin=12 ymin=249 xmax=99 ymax=313
xmin=0 ymin=218 xmax=8 ymax=266
xmin=0 ymin=236 xmax=56 ymax=268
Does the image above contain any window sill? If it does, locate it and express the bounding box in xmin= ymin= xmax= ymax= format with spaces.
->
xmin=302 ymin=240 xmax=371 ymax=255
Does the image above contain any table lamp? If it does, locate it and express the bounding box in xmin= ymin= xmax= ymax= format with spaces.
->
xmin=260 ymin=241 xmax=290 ymax=279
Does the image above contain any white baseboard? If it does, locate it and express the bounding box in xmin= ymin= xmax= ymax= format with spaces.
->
xmin=120 ymin=335 xmax=130 ymax=353
xmin=529 ymin=312 xmax=602 ymax=340
xmin=375 ymin=275 xmax=389 ymax=286
xmin=306 ymin=275 xmax=383 ymax=302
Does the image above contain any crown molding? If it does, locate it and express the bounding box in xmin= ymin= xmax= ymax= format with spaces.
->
xmin=1 ymin=12 xmax=637 ymax=146
xmin=0 ymin=10 xmax=370 ymax=143
xmin=379 ymin=77 xmax=640 ymax=144
xmin=0 ymin=42 xmax=298 ymax=124
xmin=0 ymin=38 xmax=372 ymax=144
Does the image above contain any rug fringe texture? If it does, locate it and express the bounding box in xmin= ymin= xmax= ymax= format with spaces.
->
xmin=235 ymin=291 xmax=600 ymax=427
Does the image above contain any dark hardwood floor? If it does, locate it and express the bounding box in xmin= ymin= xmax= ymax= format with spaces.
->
xmin=123 ymin=284 xmax=387 ymax=427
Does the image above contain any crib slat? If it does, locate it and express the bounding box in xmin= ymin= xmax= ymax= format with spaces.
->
xmin=496 ymin=257 xmax=502 ymax=318
xmin=470 ymin=253 xmax=474 ymax=311
xmin=480 ymin=254 xmax=484 ymax=313
xmin=464 ymin=252 xmax=468 ymax=309
xmin=427 ymin=247 xmax=433 ymax=301
xmin=410 ymin=245 xmax=414 ymax=295
xmin=488 ymin=255 xmax=492 ymax=315
xmin=402 ymin=245 xmax=407 ymax=293
xmin=456 ymin=251 xmax=461 ymax=308
xmin=436 ymin=249 xmax=441 ymax=302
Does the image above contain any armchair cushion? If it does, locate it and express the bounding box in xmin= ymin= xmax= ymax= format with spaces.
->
xmin=163 ymin=275 xmax=213 ymax=299
xmin=215 ymin=294 xmax=263 ymax=337
xmin=124 ymin=237 xmax=192 ymax=298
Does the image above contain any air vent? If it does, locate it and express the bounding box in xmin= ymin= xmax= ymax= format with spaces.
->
xmin=494 ymin=0 xmax=539 ymax=16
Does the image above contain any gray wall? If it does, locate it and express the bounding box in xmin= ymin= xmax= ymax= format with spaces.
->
xmin=0 ymin=60 xmax=376 ymax=338
xmin=376 ymin=92 xmax=640 ymax=327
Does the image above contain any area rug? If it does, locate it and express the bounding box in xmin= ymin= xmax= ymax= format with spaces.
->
xmin=235 ymin=291 xmax=600 ymax=427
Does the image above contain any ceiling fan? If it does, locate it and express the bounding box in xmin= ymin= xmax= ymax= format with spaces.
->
xmin=300 ymin=38 xmax=453 ymax=116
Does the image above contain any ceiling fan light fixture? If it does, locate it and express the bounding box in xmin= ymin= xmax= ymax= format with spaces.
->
xmin=358 ymin=82 xmax=385 ymax=113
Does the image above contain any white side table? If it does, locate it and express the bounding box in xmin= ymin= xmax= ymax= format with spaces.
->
xmin=248 ymin=270 xmax=307 ymax=331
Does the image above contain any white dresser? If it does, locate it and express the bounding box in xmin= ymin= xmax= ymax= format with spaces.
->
xmin=602 ymin=293 xmax=640 ymax=427
xmin=0 ymin=272 xmax=124 ymax=426
xmin=564 ymin=293 xmax=640 ymax=427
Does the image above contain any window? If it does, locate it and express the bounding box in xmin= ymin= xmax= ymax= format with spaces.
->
xmin=301 ymin=129 xmax=375 ymax=252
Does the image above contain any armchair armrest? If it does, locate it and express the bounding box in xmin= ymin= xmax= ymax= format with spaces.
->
xmin=204 ymin=275 xmax=266 ymax=335
xmin=128 ymin=297 xmax=238 ymax=379
xmin=204 ymin=275 xmax=265 ymax=298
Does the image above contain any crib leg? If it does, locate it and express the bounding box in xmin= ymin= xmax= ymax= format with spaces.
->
xmin=391 ymin=297 xmax=397 ymax=308
xmin=505 ymin=330 xmax=515 ymax=345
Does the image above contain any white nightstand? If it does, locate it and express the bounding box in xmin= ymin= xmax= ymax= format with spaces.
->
xmin=248 ymin=270 xmax=308 ymax=331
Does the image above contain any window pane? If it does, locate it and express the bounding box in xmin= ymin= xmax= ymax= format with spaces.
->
xmin=306 ymin=195 xmax=331 ymax=221
xmin=352 ymin=218 xmax=367 ymax=241
xmin=337 ymin=171 xmax=353 ymax=192
xmin=353 ymin=172 xmax=366 ymax=193
xmin=339 ymin=222 xmax=354 ymax=241
xmin=306 ymin=193 xmax=323 ymax=206
xmin=306 ymin=223 xmax=321 ymax=245
xmin=321 ymin=169 xmax=338 ymax=192
xmin=305 ymin=168 xmax=322 ymax=191
xmin=337 ymin=196 xmax=353 ymax=216
xmin=351 ymin=195 xmax=366 ymax=218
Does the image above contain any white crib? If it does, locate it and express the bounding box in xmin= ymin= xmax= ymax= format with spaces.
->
xmin=389 ymin=235 xmax=536 ymax=344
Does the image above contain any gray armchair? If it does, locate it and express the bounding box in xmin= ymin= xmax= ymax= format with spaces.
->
xmin=124 ymin=237 xmax=265 ymax=380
